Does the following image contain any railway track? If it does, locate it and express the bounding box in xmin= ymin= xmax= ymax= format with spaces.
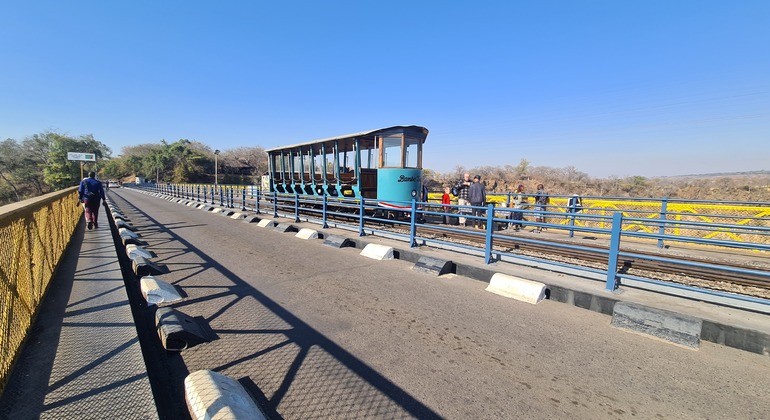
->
xmin=411 ymin=223 xmax=770 ymax=297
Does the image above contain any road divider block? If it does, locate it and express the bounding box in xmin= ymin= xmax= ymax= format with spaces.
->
xmin=611 ymin=302 xmax=702 ymax=349
xmin=242 ymin=215 xmax=261 ymax=223
xmin=324 ymin=235 xmax=353 ymax=248
xmin=140 ymin=276 xmax=183 ymax=305
xmin=295 ymin=228 xmax=319 ymax=240
xmin=485 ymin=273 xmax=546 ymax=304
xmin=131 ymin=256 xmax=168 ymax=277
xmin=257 ymin=219 xmax=273 ymax=228
xmin=126 ymin=244 xmax=154 ymax=260
xmin=186 ymin=201 xmax=196 ymax=206
xmin=412 ymin=256 xmax=453 ymax=276
xmin=360 ymin=244 xmax=394 ymax=260
xmin=115 ymin=219 xmax=135 ymax=231
xmin=185 ymin=370 xmax=266 ymax=420
xmin=119 ymin=228 xmax=139 ymax=239
xmin=155 ymin=308 xmax=210 ymax=351
xmin=273 ymin=223 xmax=297 ymax=233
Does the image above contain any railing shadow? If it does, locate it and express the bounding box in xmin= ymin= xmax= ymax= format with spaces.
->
xmin=113 ymin=191 xmax=442 ymax=419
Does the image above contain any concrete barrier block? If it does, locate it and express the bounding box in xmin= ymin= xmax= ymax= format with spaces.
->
xmin=273 ymin=223 xmax=297 ymax=233
xmin=186 ymin=201 xmax=196 ymax=206
xmin=323 ymin=235 xmax=353 ymax=248
xmin=360 ymin=244 xmax=394 ymax=260
xmin=219 ymin=209 xmax=235 ymax=217
xmin=126 ymin=244 xmax=154 ymax=260
xmin=185 ymin=370 xmax=265 ymax=420
xmin=140 ymin=276 xmax=183 ymax=305
xmin=212 ymin=208 xmax=223 ymax=214
xmin=230 ymin=212 xmax=246 ymax=219
xmin=115 ymin=220 xmax=135 ymax=231
xmin=242 ymin=215 xmax=261 ymax=223
xmin=132 ymin=256 xmax=168 ymax=277
xmin=121 ymin=236 xmax=147 ymax=247
xmin=485 ymin=273 xmax=546 ymax=304
xmin=295 ymin=228 xmax=319 ymax=240
xmin=412 ymin=256 xmax=453 ymax=276
xmin=155 ymin=307 xmax=210 ymax=351
xmin=257 ymin=219 xmax=273 ymax=228
xmin=119 ymin=228 xmax=139 ymax=239
xmin=611 ymin=302 xmax=702 ymax=349
xmin=200 ymin=206 xmax=215 ymax=212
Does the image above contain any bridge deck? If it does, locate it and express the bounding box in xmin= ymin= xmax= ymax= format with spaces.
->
xmin=2 ymin=188 xmax=770 ymax=419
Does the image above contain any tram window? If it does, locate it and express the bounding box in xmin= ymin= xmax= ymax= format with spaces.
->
xmin=293 ymin=153 xmax=302 ymax=174
xmin=360 ymin=139 xmax=377 ymax=169
xmin=404 ymin=137 xmax=421 ymax=168
xmin=382 ymin=135 xmax=402 ymax=167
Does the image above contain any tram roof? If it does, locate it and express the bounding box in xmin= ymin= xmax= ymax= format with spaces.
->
xmin=265 ymin=125 xmax=428 ymax=153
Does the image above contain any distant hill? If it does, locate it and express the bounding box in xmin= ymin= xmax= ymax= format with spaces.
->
xmin=662 ymin=170 xmax=770 ymax=179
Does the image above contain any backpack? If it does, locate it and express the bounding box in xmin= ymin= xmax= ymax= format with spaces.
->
xmin=451 ymin=185 xmax=459 ymax=196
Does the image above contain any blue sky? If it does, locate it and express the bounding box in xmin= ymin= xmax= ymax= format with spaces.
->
xmin=1 ymin=1 xmax=768 ymax=178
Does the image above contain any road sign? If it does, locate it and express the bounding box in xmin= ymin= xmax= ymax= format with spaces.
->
xmin=67 ymin=152 xmax=96 ymax=162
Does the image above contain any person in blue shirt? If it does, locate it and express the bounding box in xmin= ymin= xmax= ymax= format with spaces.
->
xmin=78 ymin=171 xmax=106 ymax=230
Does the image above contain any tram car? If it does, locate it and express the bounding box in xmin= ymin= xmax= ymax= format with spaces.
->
xmin=265 ymin=125 xmax=429 ymax=209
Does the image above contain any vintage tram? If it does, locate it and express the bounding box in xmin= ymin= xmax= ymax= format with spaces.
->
xmin=265 ymin=125 xmax=429 ymax=208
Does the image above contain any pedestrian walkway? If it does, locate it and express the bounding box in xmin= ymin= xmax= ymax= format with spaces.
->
xmin=0 ymin=205 xmax=157 ymax=419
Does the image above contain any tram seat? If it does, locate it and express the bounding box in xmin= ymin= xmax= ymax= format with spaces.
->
xmin=275 ymin=184 xmax=285 ymax=193
xmin=303 ymin=185 xmax=315 ymax=195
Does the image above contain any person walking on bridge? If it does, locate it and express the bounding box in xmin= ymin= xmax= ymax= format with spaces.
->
xmin=78 ymin=171 xmax=106 ymax=230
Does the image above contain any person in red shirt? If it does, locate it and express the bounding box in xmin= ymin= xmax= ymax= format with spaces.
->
xmin=442 ymin=186 xmax=452 ymax=224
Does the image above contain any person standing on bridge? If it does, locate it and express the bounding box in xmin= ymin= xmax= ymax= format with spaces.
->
xmin=78 ymin=171 xmax=106 ymax=230
xmin=469 ymin=175 xmax=487 ymax=229
xmin=533 ymin=183 xmax=549 ymax=233
xmin=453 ymin=173 xmax=472 ymax=226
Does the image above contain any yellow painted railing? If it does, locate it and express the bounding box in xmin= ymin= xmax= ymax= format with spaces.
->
xmin=0 ymin=187 xmax=81 ymax=396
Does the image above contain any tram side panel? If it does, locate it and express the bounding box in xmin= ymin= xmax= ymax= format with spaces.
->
xmin=376 ymin=168 xmax=422 ymax=209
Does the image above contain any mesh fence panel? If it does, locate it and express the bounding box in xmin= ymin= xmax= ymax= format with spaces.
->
xmin=0 ymin=187 xmax=81 ymax=396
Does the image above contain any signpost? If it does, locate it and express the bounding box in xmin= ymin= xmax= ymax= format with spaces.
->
xmin=67 ymin=152 xmax=97 ymax=179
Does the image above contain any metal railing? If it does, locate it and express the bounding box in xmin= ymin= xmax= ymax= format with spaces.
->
xmin=0 ymin=187 xmax=81 ymax=395
xmin=141 ymin=183 xmax=770 ymax=312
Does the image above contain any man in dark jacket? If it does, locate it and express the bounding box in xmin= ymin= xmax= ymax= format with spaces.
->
xmin=468 ymin=175 xmax=486 ymax=229
xmin=78 ymin=171 xmax=107 ymax=230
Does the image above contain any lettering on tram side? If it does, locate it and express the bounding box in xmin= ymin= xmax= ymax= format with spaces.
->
xmin=398 ymin=175 xmax=421 ymax=183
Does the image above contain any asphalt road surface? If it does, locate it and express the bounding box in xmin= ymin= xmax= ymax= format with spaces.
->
xmin=112 ymin=188 xmax=770 ymax=419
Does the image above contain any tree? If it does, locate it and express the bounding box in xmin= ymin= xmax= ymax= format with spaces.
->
xmin=42 ymin=132 xmax=111 ymax=189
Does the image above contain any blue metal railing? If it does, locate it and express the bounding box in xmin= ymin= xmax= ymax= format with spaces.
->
xmin=138 ymin=184 xmax=770 ymax=312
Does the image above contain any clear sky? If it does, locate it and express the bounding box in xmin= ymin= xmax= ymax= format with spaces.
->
xmin=1 ymin=1 xmax=768 ymax=178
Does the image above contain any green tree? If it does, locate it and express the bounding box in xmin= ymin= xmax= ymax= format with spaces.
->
xmin=42 ymin=132 xmax=111 ymax=189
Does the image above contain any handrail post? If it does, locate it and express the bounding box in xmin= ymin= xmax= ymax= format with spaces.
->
xmin=229 ymin=187 xmax=234 ymax=208
xmin=658 ymin=197 xmax=668 ymax=248
xmin=241 ymin=187 xmax=246 ymax=211
xmin=568 ymin=200 xmax=577 ymax=238
xmin=203 ymin=186 xmax=208 ymax=204
xmin=294 ymin=193 xmax=300 ymax=222
xmin=322 ymin=194 xmax=329 ymax=228
xmin=196 ymin=185 xmax=201 ymax=202
xmin=255 ymin=187 xmax=261 ymax=214
xmin=484 ymin=204 xmax=494 ymax=264
xmin=272 ymin=192 xmax=278 ymax=218
xmin=359 ymin=198 xmax=366 ymax=236
xmin=410 ymin=198 xmax=418 ymax=247
xmin=219 ymin=186 xmax=224 ymax=207
xmin=605 ymin=212 xmax=623 ymax=291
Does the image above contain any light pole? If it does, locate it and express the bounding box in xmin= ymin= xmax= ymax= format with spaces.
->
xmin=214 ymin=149 xmax=220 ymax=186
